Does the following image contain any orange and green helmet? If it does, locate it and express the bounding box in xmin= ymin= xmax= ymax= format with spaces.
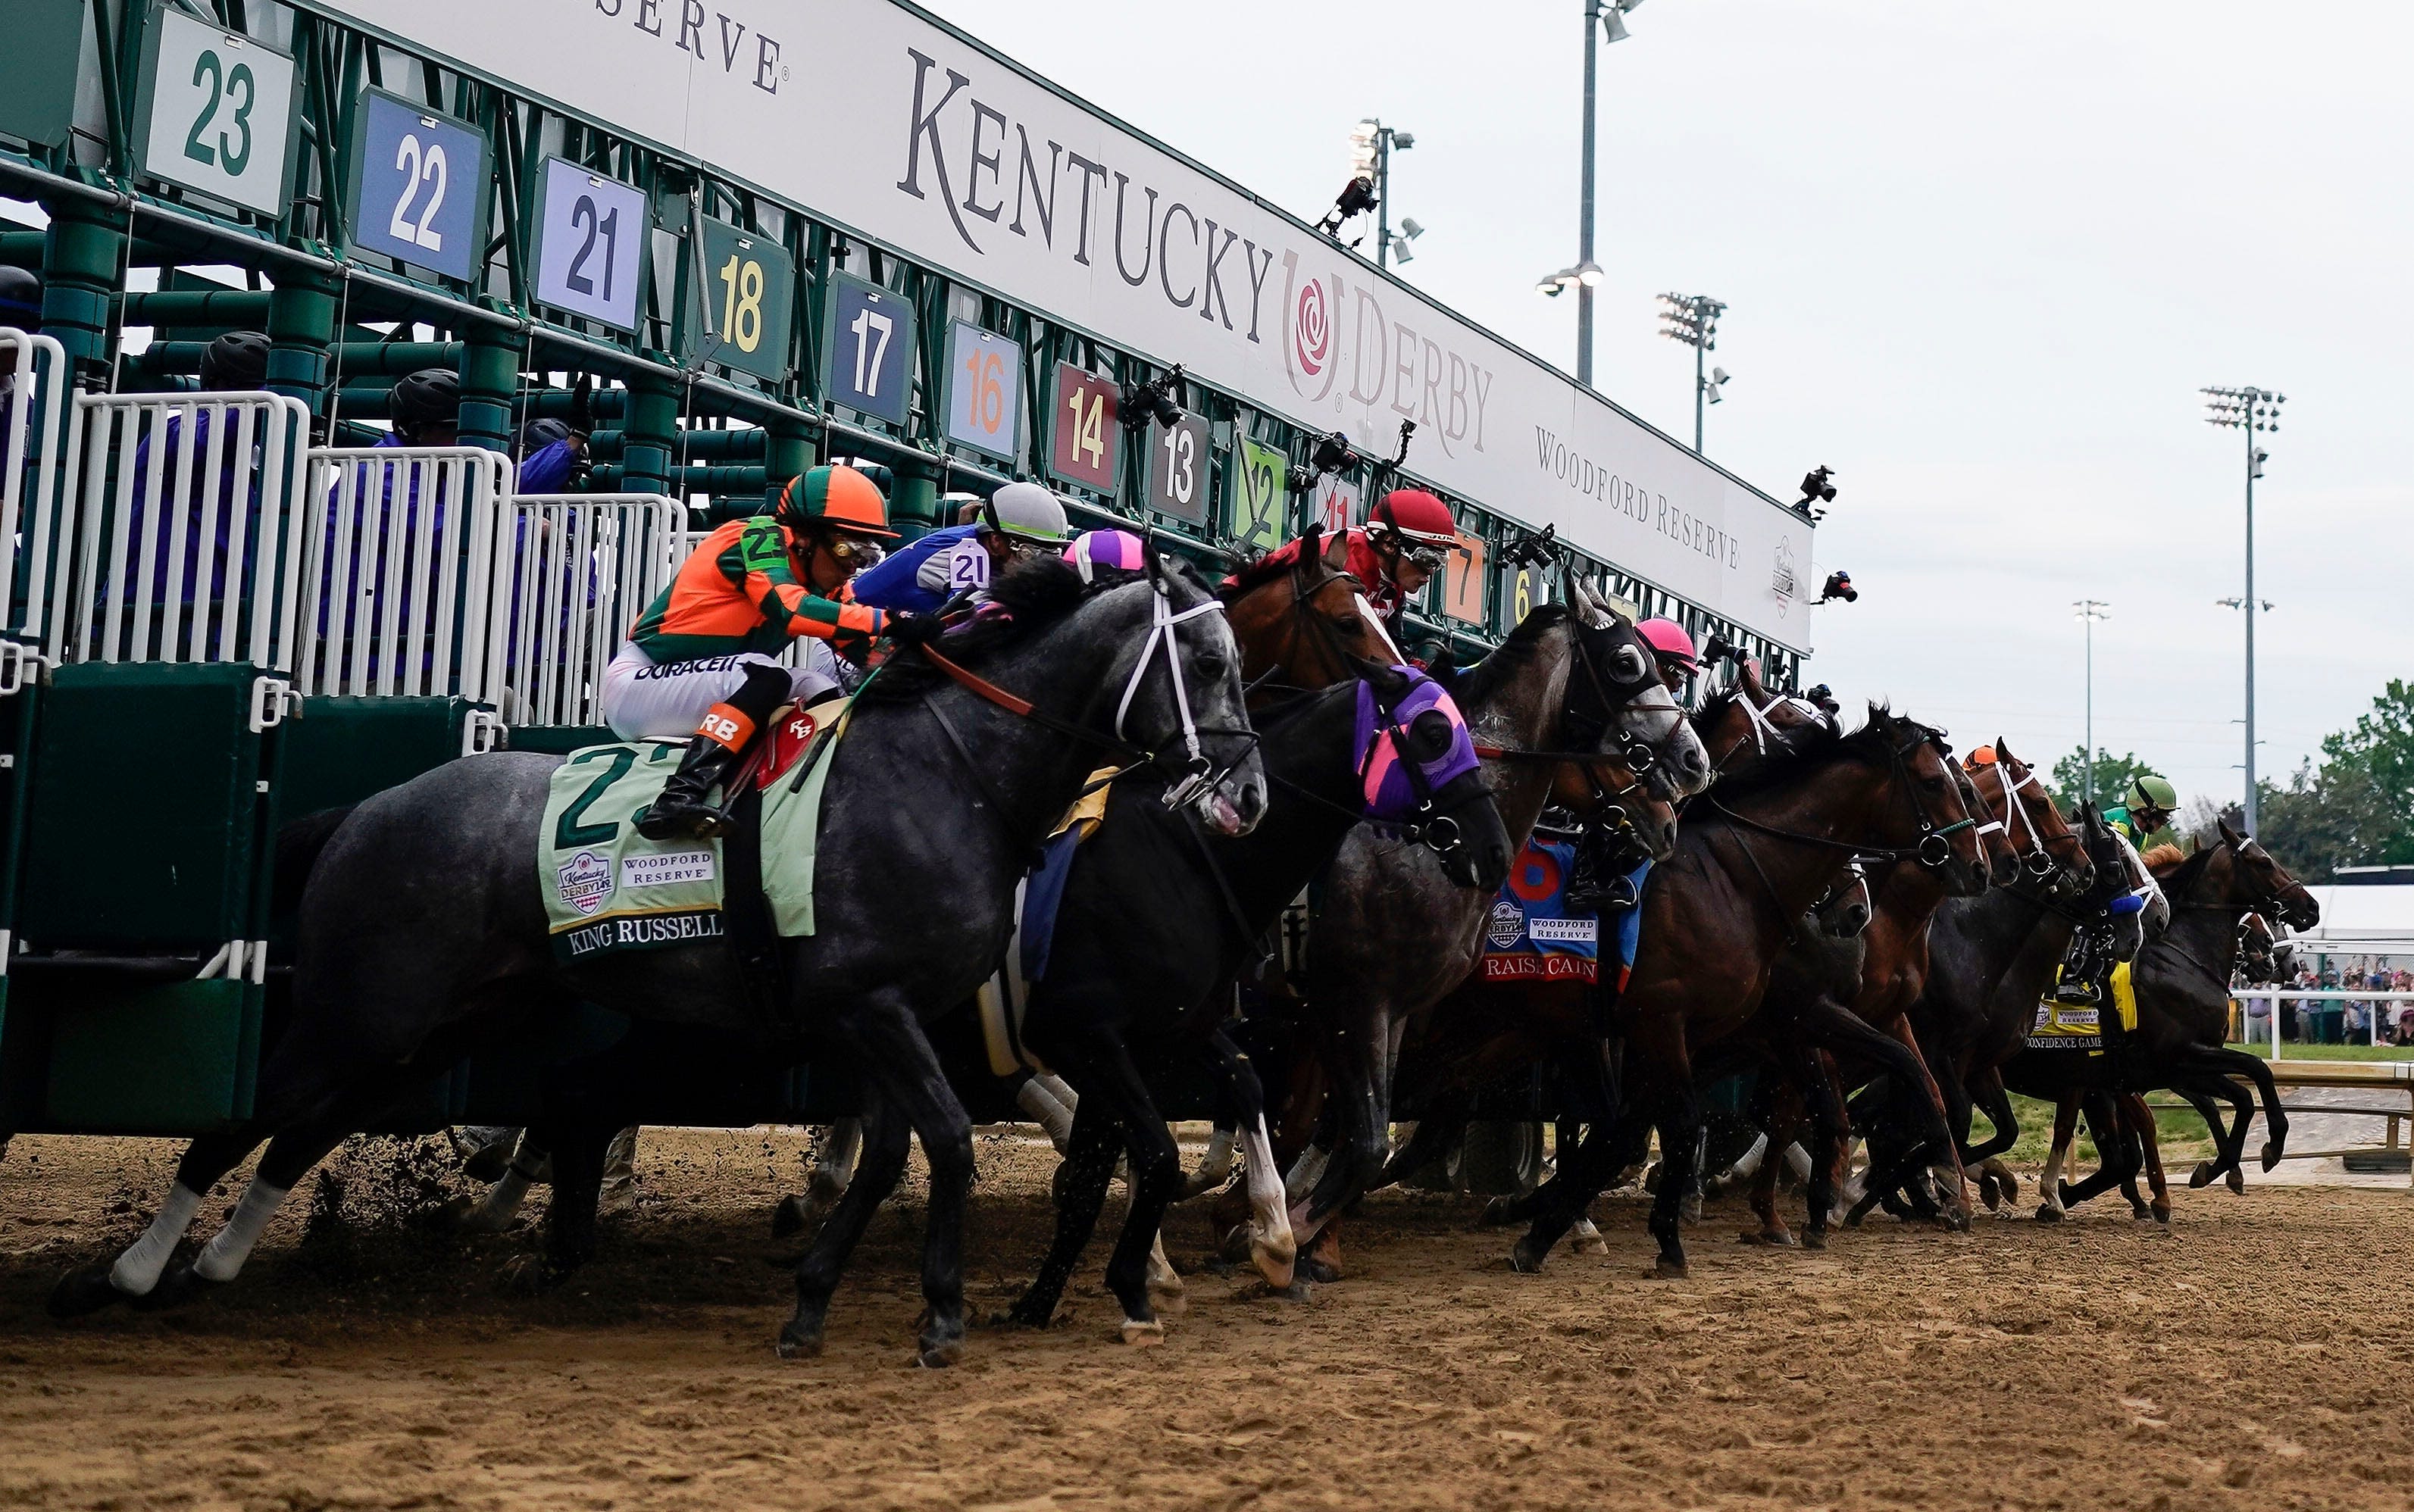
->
xmin=776 ymin=464 xmax=897 ymax=538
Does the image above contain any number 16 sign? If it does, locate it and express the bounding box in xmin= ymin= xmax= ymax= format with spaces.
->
xmin=943 ymin=322 xmax=1023 ymax=464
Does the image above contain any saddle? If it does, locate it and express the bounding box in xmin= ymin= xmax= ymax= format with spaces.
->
xmin=975 ymin=767 xmax=1118 ymax=1076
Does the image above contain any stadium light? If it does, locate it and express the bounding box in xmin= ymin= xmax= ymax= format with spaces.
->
xmin=2202 ymin=384 xmax=2284 ymax=833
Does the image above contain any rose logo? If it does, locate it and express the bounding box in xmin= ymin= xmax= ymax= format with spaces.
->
xmin=1293 ymin=280 xmax=1329 ymax=376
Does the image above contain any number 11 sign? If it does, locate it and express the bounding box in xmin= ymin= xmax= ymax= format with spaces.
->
xmin=822 ymin=272 xmax=914 ymax=427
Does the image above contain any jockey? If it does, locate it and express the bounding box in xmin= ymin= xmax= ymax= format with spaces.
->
xmin=849 ymin=480 xmax=1071 ymax=614
xmin=1062 ymin=527 xmax=1147 ymax=583
xmin=1634 ymin=618 xmax=1699 ymax=696
xmin=603 ymin=464 xmax=896 ymax=841
xmin=2104 ymin=773 xmax=2178 ymax=847
xmin=2053 ymin=776 xmax=2177 ymax=1008
xmin=1230 ymin=486 xmax=1459 ymax=636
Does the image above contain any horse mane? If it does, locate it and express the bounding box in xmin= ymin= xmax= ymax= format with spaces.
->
xmin=1691 ymin=685 xmax=1744 ymax=733
xmin=2153 ymin=841 xmax=2218 ymax=894
xmin=1453 ymin=602 xmax=1574 ymax=709
xmin=2140 ymin=842 xmax=2187 ymax=870
xmin=856 ymin=552 xmax=1110 ymax=704
xmin=1701 ymin=703 xmax=1901 ymax=801
xmin=1218 ymin=547 xmax=1305 ymax=601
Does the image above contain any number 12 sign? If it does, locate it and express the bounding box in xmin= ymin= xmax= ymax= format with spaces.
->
xmin=533 ymin=158 xmax=647 ymax=332
xmin=346 ymin=89 xmax=489 ymax=283
xmin=944 ymin=323 xmax=1023 ymax=463
xmin=822 ymin=272 xmax=914 ymax=427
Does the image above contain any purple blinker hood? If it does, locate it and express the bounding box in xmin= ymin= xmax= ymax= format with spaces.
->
xmin=1356 ymin=670 xmax=1481 ymax=823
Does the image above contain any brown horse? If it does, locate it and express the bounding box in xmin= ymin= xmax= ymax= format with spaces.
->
xmin=1519 ymin=706 xmax=1993 ymax=1276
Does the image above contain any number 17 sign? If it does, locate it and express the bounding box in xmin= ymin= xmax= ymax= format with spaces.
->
xmin=823 ymin=272 xmax=914 ymax=427
xmin=944 ymin=322 xmax=1023 ymax=464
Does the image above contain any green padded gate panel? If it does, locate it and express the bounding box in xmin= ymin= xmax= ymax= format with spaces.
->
xmin=0 ymin=663 xmax=39 ymax=1123
xmin=279 ymin=696 xmax=476 ymax=822
xmin=36 ymin=977 xmax=262 ymax=1133
xmin=19 ymin=661 xmax=269 ymax=951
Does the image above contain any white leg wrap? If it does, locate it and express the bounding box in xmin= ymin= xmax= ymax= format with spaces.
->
xmin=1725 ymin=1131 xmax=1769 ymax=1182
xmin=1146 ymin=1230 xmax=1184 ymax=1297
xmin=1784 ymin=1142 xmax=1814 ymax=1182
xmin=2037 ymin=1142 xmax=2068 ymax=1214
xmin=111 ymin=1182 xmax=205 ymax=1295
xmin=192 ymin=1179 xmax=290 ymax=1283
xmin=1015 ymin=1078 xmax=1077 ymax=1154
xmin=1242 ymin=1116 xmax=1296 ymax=1275
xmin=462 ymin=1164 xmax=536 ymax=1234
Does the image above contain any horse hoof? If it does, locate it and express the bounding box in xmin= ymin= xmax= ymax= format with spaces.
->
xmin=1842 ymin=1208 xmax=1866 ymax=1229
xmin=2225 ymin=1169 xmax=2246 ymax=1195
xmin=915 ymin=1333 xmax=967 ymax=1369
xmin=1801 ymin=1229 xmax=1828 ymax=1251
xmin=1217 ymin=1224 xmax=1256 ymax=1264
xmin=1977 ymin=1174 xmax=2002 ymax=1211
xmin=1679 ymin=1195 xmax=1703 ymax=1225
xmin=1118 ymin=1318 xmax=1165 ymax=1348
xmin=128 ymin=1263 xmax=211 ymax=1313
xmin=461 ymin=1142 xmax=514 ymax=1184
xmin=1649 ymin=1257 xmax=1690 ymax=1280
xmin=1509 ymin=1240 xmax=1548 ymax=1273
xmin=1571 ymin=1234 xmax=1609 ymax=1256
xmin=2259 ymin=1142 xmax=2281 ymax=1173
xmin=1301 ymin=1256 xmax=1341 ymax=1285
xmin=2188 ymin=1161 xmax=2216 ymax=1190
xmin=2034 ymin=1205 xmax=2064 ymax=1224
xmin=1479 ymin=1195 xmax=1519 ymax=1228
xmin=495 ymin=1254 xmax=561 ymax=1296
xmin=47 ymin=1264 xmax=132 ymax=1320
xmin=770 ymin=1194 xmax=811 ymax=1239
xmin=1737 ymin=1229 xmax=1796 ymax=1248
xmin=1250 ymin=1239 xmax=1296 ymax=1292
xmin=774 ymin=1321 xmax=824 ymax=1360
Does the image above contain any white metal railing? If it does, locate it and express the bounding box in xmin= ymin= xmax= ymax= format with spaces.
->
xmin=0 ymin=326 xmax=69 ymax=657
xmin=486 ymin=492 xmax=683 ymax=727
xmin=295 ymin=446 xmax=511 ymax=705
xmin=55 ymin=389 xmax=314 ymax=673
xmin=2231 ymin=989 xmax=2414 ymax=1060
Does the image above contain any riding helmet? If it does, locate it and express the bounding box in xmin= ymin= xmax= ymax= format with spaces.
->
xmin=1369 ymin=488 xmax=1458 ymax=548
xmin=1063 ymin=528 xmax=1146 ymax=583
xmin=199 ymin=330 xmax=272 ymax=392
xmin=0 ymin=266 xmax=41 ymax=327
xmin=1635 ymin=617 xmax=1699 ymax=673
xmin=2125 ymin=774 xmax=2178 ymax=813
xmin=983 ymin=481 xmax=1072 ymax=545
xmin=389 ymin=367 xmax=461 ymax=439
xmin=775 ymin=464 xmax=898 ymax=538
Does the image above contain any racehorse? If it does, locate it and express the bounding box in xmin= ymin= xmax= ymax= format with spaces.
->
xmin=1514 ymin=706 xmax=1993 ymax=1276
xmin=1286 ymin=585 xmax=1710 ymax=1260
xmin=51 ymin=553 xmax=1268 ymax=1369
xmin=2021 ymin=821 xmax=2319 ymax=1220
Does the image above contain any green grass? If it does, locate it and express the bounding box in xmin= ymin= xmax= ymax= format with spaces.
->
xmin=1990 ymin=1092 xmax=2216 ymax=1168
xmin=2223 ymin=1041 xmax=2414 ymax=1062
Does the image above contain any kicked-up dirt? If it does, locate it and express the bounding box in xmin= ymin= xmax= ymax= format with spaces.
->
xmin=2 ymin=1126 xmax=2409 ymax=1511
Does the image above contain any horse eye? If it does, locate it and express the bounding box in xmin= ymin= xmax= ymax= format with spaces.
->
xmin=1405 ymin=710 xmax=1455 ymax=761
xmin=1196 ymin=649 xmax=1229 ymax=678
xmin=1611 ymin=646 xmax=1649 ymax=682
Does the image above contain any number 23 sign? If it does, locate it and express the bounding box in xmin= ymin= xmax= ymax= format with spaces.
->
xmin=134 ymin=8 xmax=300 ymax=217
xmin=944 ymin=323 xmax=1023 ymax=464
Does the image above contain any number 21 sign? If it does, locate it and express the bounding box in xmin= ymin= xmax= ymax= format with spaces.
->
xmin=533 ymin=158 xmax=647 ymax=333
xmin=345 ymin=89 xmax=489 ymax=283
xmin=1049 ymin=363 xmax=1119 ymax=493
xmin=943 ymin=323 xmax=1022 ymax=464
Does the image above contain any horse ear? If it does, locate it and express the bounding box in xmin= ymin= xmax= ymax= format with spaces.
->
xmin=1299 ymin=520 xmax=1324 ymax=567
xmin=1994 ymin=736 xmax=2015 ymax=767
xmin=2217 ymin=814 xmax=2244 ymax=848
xmin=1740 ymin=658 xmax=1766 ymax=697
xmin=1321 ymin=526 xmax=1351 ymax=571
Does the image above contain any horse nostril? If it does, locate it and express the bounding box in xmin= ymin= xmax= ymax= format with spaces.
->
xmin=1239 ymin=784 xmax=1265 ymax=823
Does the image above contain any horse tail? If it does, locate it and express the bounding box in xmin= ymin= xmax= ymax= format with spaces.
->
xmin=272 ymin=804 xmax=359 ymax=920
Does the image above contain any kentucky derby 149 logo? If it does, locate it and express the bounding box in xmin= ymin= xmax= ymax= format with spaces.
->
xmin=1293 ymin=276 xmax=1329 ymax=378
xmin=1485 ymin=897 xmax=1527 ymax=951
xmin=556 ymin=851 xmax=614 ymax=917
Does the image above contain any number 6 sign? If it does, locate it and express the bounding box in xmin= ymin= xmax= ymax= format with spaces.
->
xmin=345 ymin=89 xmax=489 ymax=283
xmin=943 ymin=322 xmax=1023 ymax=463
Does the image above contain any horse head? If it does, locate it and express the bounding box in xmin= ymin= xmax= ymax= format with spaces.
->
xmin=1220 ymin=523 xmax=1396 ymax=698
xmin=1546 ymin=746 xmax=1679 ymax=861
xmin=1565 ymin=581 xmax=1710 ymax=798
xmin=2213 ymin=816 xmax=2321 ymax=929
xmin=1815 ymin=861 xmax=1875 ymax=939
xmin=1691 ymin=661 xmax=1827 ymax=775
xmin=1356 ymin=661 xmax=1515 ymax=891
xmin=1970 ymin=737 xmax=2090 ymax=889
xmin=1953 ymin=759 xmax=2022 ymax=887
xmin=2072 ymin=804 xmax=2152 ymax=961
xmin=1086 ymin=555 xmax=1268 ymax=836
xmin=1862 ymin=706 xmax=1990 ymax=897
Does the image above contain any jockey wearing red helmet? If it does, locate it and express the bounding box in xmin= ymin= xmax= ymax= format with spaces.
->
xmin=1234 ymin=487 xmax=1459 ymax=633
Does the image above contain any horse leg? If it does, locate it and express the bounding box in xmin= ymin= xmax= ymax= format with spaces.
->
xmin=1628 ymin=1017 xmax=1699 ymax=1279
xmin=1887 ymin=1016 xmax=1971 ymax=1221
xmin=1003 ymin=1097 xmax=1121 ymax=1329
xmin=2180 ymin=1044 xmax=2287 ymax=1173
xmin=530 ymin=1123 xmax=613 ymax=1287
xmin=2181 ymin=1076 xmax=2255 ymax=1189
xmin=1381 ymin=1101 xmax=1469 ymax=1193
xmin=1744 ymin=1078 xmax=1803 ymax=1247
xmin=1789 ymin=996 xmax=1962 ymax=1228
xmin=1077 ymin=1045 xmax=1190 ymax=1345
xmin=2059 ymin=1091 xmax=2140 ymax=1211
xmin=2034 ymin=1095 xmax=2079 ymax=1223
xmin=2122 ymin=1092 xmax=2171 ymax=1223
xmin=782 ymin=1091 xmax=911 ymax=1360
xmin=772 ymin=1119 xmax=862 ymax=1239
xmin=1798 ymin=1049 xmax=1847 ymax=1250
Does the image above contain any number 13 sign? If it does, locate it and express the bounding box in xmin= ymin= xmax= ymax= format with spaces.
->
xmin=944 ymin=322 xmax=1023 ymax=464
xmin=345 ymin=89 xmax=489 ymax=283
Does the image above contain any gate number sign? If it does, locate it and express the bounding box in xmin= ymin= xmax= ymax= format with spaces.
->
xmin=1049 ymin=363 xmax=1119 ymax=493
xmin=944 ymin=323 xmax=1023 ymax=463
xmin=823 ymin=272 xmax=914 ymax=427
xmin=533 ymin=158 xmax=647 ymax=332
xmin=1146 ymin=413 xmax=1212 ymax=526
xmin=135 ymin=8 xmax=299 ymax=217
xmin=684 ymin=217 xmax=796 ymax=382
xmin=346 ymin=89 xmax=489 ymax=283
xmin=1228 ymin=437 xmax=1287 ymax=551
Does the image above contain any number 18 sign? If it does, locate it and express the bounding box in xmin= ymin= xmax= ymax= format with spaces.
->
xmin=822 ymin=272 xmax=914 ymax=427
xmin=943 ymin=322 xmax=1023 ymax=464
xmin=532 ymin=158 xmax=647 ymax=332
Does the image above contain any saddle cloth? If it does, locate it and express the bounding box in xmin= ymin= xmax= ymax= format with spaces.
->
xmin=537 ymin=701 xmax=847 ymax=962
xmin=2028 ymin=961 xmax=2139 ymax=1051
xmin=976 ymin=768 xmax=1118 ymax=1076
xmin=1480 ymin=840 xmax=1603 ymax=986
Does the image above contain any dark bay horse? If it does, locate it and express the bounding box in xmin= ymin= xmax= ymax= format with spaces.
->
xmin=1290 ymin=586 xmax=1711 ymax=1251
xmin=52 ymin=555 xmax=1267 ymax=1368
xmin=1516 ymin=707 xmax=1993 ymax=1276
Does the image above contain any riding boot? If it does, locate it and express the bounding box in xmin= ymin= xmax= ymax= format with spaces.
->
xmin=634 ymin=664 xmax=792 ymax=841
xmin=2053 ymin=930 xmax=2104 ymax=1007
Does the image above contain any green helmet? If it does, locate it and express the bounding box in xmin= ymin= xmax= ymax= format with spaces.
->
xmin=983 ymin=481 xmax=1072 ymax=545
xmin=2126 ymin=774 xmax=2178 ymax=814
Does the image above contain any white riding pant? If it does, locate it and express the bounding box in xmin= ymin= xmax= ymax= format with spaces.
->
xmin=599 ymin=642 xmax=840 ymax=741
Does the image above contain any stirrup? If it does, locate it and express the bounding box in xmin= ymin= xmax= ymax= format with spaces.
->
xmin=2052 ymin=981 xmax=2101 ymax=1007
xmin=634 ymin=798 xmax=730 ymax=842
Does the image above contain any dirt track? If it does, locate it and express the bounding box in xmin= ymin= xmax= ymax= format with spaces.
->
xmin=3 ymin=1128 xmax=2410 ymax=1511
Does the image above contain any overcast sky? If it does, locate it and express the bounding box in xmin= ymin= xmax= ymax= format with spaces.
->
xmin=926 ymin=0 xmax=2412 ymax=807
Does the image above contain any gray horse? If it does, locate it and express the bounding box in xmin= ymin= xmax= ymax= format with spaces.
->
xmin=1290 ymin=585 xmax=1712 ymax=1249
xmin=53 ymin=555 xmax=1265 ymax=1368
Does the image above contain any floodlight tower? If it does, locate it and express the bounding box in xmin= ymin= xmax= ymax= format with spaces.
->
xmin=2201 ymin=385 xmax=2283 ymax=833
xmin=2074 ymin=599 xmax=2111 ymax=806
xmin=1656 ymin=292 xmax=1726 ymax=453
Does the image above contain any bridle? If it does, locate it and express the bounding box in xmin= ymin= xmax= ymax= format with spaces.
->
xmin=1112 ymin=577 xmax=1234 ymax=810
xmin=1977 ymin=758 xmax=2078 ymax=882
xmin=1255 ymin=667 xmax=1492 ymax=865
xmin=1702 ymin=724 xmax=1979 ymax=872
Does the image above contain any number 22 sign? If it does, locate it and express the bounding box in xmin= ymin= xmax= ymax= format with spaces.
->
xmin=345 ymin=89 xmax=489 ymax=283
xmin=943 ymin=323 xmax=1023 ymax=463
xmin=533 ymin=158 xmax=647 ymax=332
xmin=133 ymin=8 xmax=300 ymax=217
